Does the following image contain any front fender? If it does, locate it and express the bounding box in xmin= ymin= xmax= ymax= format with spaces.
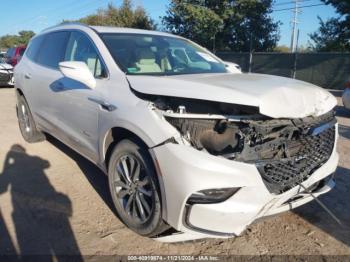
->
xmin=98 ymin=105 xmax=178 ymax=165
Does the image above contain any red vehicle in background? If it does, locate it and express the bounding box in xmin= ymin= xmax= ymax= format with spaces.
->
xmin=5 ymin=46 xmax=26 ymax=66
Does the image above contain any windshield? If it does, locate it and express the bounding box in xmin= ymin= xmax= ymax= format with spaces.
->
xmin=100 ymin=33 xmax=227 ymax=76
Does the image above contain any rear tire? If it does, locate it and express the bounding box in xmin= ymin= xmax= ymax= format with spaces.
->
xmin=16 ymin=94 xmax=45 ymax=143
xmin=108 ymin=139 xmax=169 ymax=237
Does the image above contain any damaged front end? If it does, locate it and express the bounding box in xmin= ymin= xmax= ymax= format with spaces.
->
xmin=0 ymin=63 xmax=14 ymax=86
xmin=151 ymin=96 xmax=337 ymax=194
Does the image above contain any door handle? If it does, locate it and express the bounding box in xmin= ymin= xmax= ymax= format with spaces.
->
xmin=24 ymin=73 xmax=32 ymax=79
xmin=88 ymin=97 xmax=117 ymax=112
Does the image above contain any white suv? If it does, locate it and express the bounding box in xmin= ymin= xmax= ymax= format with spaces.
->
xmin=15 ymin=23 xmax=339 ymax=242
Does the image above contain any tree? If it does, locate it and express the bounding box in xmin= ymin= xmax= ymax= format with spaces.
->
xmin=274 ymin=45 xmax=290 ymax=53
xmin=162 ymin=1 xmax=224 ymax=49
xmin=0 ymin=31 xmax=35 ymax=49
xmin=323 ymin=0 xmax=350 ymax=16
xmin=75 ymin=0 xmax=155 ymax=30
xmin=162 ymin=0 xmax=280 ymax=52
xmin=310 ymin=0 xmax=350 ymax=51
xmin=17 ymin=31 xmax=36 ymax=45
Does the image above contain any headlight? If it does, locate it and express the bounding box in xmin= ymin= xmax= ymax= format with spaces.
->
xmin=187 ymin=188 xmax=241 ymax=204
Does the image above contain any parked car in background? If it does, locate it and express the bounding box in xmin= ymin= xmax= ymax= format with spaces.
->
xmin=0 ymin=62 xmax=14 ymax=86
xmin=342 ymin=78 xmax=350 ymax=109
xmin=6 ymin=46 xmax=26 ymax=66
xmin=0 ymin=52 xmax=6 ymax=63
xmin=15 ymin=24 xmax=339 ymax=242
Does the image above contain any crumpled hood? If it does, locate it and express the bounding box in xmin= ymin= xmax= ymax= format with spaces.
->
xmin=0 ymin=63 xmax=13 ymax=70
xmin=127 ymin=73 xmax=337 ymax=118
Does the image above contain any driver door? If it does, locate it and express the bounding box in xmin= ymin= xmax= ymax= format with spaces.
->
xmin=58 ymin=31 xmax=108 ymax=162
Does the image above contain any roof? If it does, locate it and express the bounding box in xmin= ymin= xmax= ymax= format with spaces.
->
xmin=41 ymin=23 xmax=178 ymax=38
xmin=91 ymin=26 xmax=176 ymax=37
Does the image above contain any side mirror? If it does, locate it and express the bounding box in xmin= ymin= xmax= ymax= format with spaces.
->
xmin=59 ymin=61 xmax=96 ymax=89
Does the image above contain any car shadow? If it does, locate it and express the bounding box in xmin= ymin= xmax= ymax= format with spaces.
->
xmin=46 ymin=135 xmax=116 ymax=214
xmin=0 ymin=144 xmax=82 ymax=259
xmin=293 ymin=166 xmax=350 ymax=247
xmin=335 ymin=105 xmax=350 ymax=118
xmin=338 ymin=124 xmax=350 ymax=140
xmin=329 ymin=90 xmax=343 ymax=98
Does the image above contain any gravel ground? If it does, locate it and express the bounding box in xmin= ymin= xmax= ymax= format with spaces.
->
xmin=0 ymin=87 xmax=349 ymax=258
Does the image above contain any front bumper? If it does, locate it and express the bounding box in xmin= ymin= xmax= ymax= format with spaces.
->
xmin=152 ymin=126 xmax=339 ymax=241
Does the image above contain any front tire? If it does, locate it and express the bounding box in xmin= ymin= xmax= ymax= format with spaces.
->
xmin=108 ymin=139 xmax=168 ymax=237
xmin=16 ymin=94 xmax=45 ymax=143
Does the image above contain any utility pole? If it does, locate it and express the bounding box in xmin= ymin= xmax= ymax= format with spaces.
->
xmin=249 ymin=32 xmax=253 ymax=73
xmin=292 ymin=29 xmax=300 ymax=79
xmin=290 ymin=0 xmax=300 ymax=53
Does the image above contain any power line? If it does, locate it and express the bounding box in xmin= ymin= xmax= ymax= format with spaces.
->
xmin=2 ymin=0 xmax=79 ymax=32
xmin=274 ymin=3 xmax=325 ymax=12
xmin=3 ymin=0 xmax=107 ymax=34
xmin=52 ymin=0 xmax=106 ymax=21
xmin=274 ymin=0 xmax=314 ymax=7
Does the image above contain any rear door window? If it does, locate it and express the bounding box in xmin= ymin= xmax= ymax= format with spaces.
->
xmin=36 ymin=31 xmax=70 ymax=69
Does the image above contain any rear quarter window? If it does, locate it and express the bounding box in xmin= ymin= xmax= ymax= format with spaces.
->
xmin=26 ymin=36 xmax=44 ymax=61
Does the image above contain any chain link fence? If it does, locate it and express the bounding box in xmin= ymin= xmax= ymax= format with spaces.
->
xmin=217 ymin=52 xmax=350 ymax=90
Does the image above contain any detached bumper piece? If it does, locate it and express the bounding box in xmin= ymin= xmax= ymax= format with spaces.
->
xmin=257 ymin=121 xmax=336 ymax=194
xmin=0 ymin=71 xmax=12 ymax=84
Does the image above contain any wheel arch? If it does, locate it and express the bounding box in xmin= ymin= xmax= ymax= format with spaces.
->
xmin=101 ymin=125 xmax=169 ymax=222
xmin=15 ymin=88 xmax=32 ymax=109
xmin=102 ymin=126 xmax=150 ymax=171
xmin=15 ymin=88 xmax=24 ymax=97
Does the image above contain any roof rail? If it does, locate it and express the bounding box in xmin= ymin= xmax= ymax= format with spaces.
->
xmin=41 ymin=22 xmax=91 ymax=32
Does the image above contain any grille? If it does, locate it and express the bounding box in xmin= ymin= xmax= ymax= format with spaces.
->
xmin=257 ymin=125 xmax=336 ymax=194
xmin=0 ymin=72 xmax=11 ymax=83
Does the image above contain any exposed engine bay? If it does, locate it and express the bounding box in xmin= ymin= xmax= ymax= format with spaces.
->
xmin=149 ymin=95 xmax=337 ymax=194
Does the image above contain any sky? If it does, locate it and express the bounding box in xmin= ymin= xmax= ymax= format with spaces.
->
xmin=0 ymin=0 xmax=338 ymax=47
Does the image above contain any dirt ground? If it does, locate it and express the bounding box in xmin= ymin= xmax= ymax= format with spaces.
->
xmin=0 ymin=87 xmax=349 ymax=258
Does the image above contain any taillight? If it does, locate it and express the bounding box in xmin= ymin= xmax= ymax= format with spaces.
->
xmin=347 ymin=82 xmax=350 ymax=88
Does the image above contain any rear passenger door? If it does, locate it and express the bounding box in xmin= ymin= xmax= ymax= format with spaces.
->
xmin=57 ymin=31 xmax=107 ymax=162
xmin=22 ymin=31 xmax=70 ymax=134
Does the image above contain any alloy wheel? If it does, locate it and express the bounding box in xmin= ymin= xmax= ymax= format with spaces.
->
xmin=114 ymin=154 xmax=154 ymax=224
xmin=18 ymin=103 xmax=31 ymax=133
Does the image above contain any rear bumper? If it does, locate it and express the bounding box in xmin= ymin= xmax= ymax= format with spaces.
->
xmin=153 ymin=127 xmax=339 ymax=241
